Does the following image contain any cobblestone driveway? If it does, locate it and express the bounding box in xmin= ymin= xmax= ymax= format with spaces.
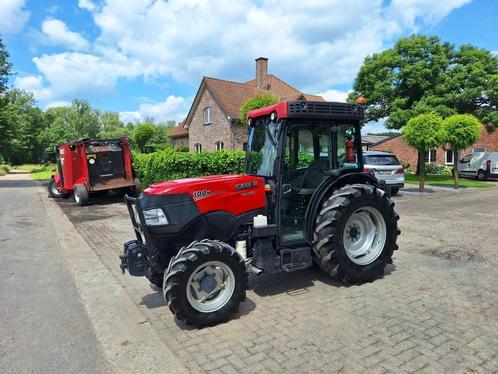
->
xmin=58 ymin=188 xmax=498 ymax=373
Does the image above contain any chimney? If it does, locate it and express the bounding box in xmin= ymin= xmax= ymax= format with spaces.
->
xmin=255 ymin=57 xmax=269 ymax=90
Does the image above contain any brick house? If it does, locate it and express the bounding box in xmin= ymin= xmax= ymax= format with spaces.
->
xmin=171 ymin=57 xmax=323 ymax=152
xmin=371 ymin=127 xmax=498 ymax=169
xmin=169 ymin=120 xmax=188 ymax=149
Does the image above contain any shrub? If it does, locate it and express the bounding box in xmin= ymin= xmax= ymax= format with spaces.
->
xmin=425 ymin=163 xmax=453 ymax=176
xmin=133 ymin=149 xmax=246 ymax=187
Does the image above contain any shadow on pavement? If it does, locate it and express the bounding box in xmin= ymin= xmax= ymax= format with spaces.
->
xmin=0 ymin=179 xmax=35 ymax=188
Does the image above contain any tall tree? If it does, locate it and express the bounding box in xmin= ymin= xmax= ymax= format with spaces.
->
xmin=99 ymin=112 xmax=131 ymax=139
xmin=0 ymin=37 xmax=12 ymax=94
xmin=349 ymin=35 xmax=498 ymax=130
xmin=0 ymin=36 xmax=13 ymax=161
xmin=1 ymin=89 xmax=46 ymax=164
xmin=69 ymin=99 xmax=100 ymax=138
xmin=443 ymin=114 xmax=482 ymax=188
xmin=403 ymin=113 xmax=446 ymax=192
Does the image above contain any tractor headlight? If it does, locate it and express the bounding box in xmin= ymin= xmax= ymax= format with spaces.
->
xmin=143 ymin=208 xmax=169 ymax=226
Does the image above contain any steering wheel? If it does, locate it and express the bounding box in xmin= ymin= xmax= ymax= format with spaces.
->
xmin=298 ymin=167 xmax=327 ymax=191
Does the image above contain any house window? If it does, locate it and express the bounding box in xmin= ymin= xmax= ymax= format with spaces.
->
xmin=194 ymin=143 xmax=202 ymax=153
xmin=243 ymin=142 xmax=248 ymax=152
xmin=473 ymin=146 xmax=486 ymax=153
xmin=215 ymin=141 xmax=224 ymax=151
xmin=445 ymin=150 xmax=454 ymax=165
xmin=425 ymin=149 xmax=437 ymax=163
xmin=203 ymin=107 xmax=212 ymax=125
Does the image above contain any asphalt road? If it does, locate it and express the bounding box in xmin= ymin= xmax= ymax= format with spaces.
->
xmin=0 ymin=173 xmax=111 ymax=374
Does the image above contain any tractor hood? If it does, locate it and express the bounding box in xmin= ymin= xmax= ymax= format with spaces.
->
xmin=143 ymin=174 xmax=266 ymax=216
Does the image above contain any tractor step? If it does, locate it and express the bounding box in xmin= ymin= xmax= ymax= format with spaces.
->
xmin=280 ymin=247 xmax=312 ymax=272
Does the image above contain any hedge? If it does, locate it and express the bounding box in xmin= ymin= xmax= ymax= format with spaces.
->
xmin=132 ymin=150 xmax=246 ymax=187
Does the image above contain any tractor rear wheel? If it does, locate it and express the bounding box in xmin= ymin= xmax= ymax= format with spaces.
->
xmin=163 ymin=240 xmax=247 ymax=326
xmin=313 ymin=184 xmax=400 ymax=283
xmin=73 ymin=184 xmax=89 ymax=206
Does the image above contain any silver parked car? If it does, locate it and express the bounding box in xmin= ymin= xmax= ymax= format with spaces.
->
xmin=363 ymin=151 xmax=405 ymax=195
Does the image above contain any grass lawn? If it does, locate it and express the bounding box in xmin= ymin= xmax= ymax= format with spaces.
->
xmin=10 ymin=164 xmax=55 ymax=181
xmin=31 ymin=170 xmax=54 ymax=181
xmin=405 ymin=173 xmax=495 ymax=188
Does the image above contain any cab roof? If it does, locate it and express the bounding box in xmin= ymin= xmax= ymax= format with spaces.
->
xmin=247 ymin=100 xmax=364 ymax=122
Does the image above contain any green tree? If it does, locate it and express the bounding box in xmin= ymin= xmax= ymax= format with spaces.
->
xmin=0 ymin=37 xmax=12 ymax=94
xmin=349 ymin=34 xmax=498 ymax=130
xmin=69 ymin=99 xmax=100 ymax=138
xmin=1 ymin=89 xmax=46 ymax=164
xmin=239 ymin=93 xmax=279 ymax=124
xmin=0 ymin=36 xmax=13 ymax=161
xmin=134 ymin=123 xmax=155 ymax=152
xmin=39 ymin=106 xmax=77 ymax=151
xmin=99 ymin=112 xmax=131 ymax=139
xmin=403 ymin=113 xmax=446 ymax=192
xmin=150 ymin=120 xmax=175 ymax=149
xmin=443 ymin=114 xmax=482 ymax=188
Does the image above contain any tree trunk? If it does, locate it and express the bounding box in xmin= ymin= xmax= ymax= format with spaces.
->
xmin=418 ymin=150 xmax=425 ymax=192
xmin=416 ymin=156 xmax=421 ymax=176
xmin=453 ymin=149 xmax=459 ymax=189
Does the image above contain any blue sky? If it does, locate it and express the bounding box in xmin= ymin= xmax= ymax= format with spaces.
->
xmin=1 ymin=0 xmax=497 ymax=132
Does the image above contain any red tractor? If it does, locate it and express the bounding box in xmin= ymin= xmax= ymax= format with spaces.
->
xmin=120 ymin=100 xmax=400 ymax=326
xmin=48 ymin=138 xmax=136 ymax=206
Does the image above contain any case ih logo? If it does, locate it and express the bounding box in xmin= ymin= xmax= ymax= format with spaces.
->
xmin=236 ymin=181 xmax=258 ymax=190
xmin=193 ymin=190 xmax=211 ymax=200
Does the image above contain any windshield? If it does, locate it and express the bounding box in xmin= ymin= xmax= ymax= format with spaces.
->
xmin=246 ymin=120 xmax=279 ymax=176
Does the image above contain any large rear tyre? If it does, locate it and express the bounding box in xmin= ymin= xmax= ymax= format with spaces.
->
xmin=48 ymin=178 xmax=61 ymax=198
xmin=313 ymin=184 xmax=400 ymax=283
xmin=163 ymin=240 xmax=247 ymax=326
xmin=73 ymin=184 xmax=89 ymax=206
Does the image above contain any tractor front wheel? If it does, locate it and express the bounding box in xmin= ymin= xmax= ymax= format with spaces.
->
xmin=73 ymin=184 xmax=89 ymax=206
xmin=163 ymin=240 xmax=248 ymax=326
xmin=313 ymin=184 xmax=400 ymax=283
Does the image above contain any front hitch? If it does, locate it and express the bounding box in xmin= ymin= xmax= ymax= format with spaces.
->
xmin=120 ymin=240 xmax=147 ymax=276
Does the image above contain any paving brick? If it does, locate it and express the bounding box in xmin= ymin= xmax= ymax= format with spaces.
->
xmin=58 ymin=191 xmax=498 ymax=374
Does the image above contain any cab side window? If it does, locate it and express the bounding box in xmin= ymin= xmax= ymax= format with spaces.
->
xmin=337 ymin=125 xmax=358 ymax=169
xmin=461 ymin=154 xmax=472 ymax=163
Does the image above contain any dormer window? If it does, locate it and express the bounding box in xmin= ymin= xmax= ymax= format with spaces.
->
xmin=203 ymin=107 xmax=212 ymax=125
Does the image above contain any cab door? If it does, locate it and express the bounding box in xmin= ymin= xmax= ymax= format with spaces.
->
xmin=279 ymin=124 xmax=331 ymax=244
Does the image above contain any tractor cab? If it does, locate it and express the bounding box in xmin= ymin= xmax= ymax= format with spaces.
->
xmin=246 ymin=101 xmax=365 ymax=245
xmin=120 ymin=100 xmax=400 ymax=327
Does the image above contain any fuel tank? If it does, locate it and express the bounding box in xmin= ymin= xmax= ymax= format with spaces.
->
xmin=144 ymin=174 xmax=266 ymax=216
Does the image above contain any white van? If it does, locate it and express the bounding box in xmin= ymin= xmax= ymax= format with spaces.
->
xmin=458 ymin=152 xmax=498 ymax=180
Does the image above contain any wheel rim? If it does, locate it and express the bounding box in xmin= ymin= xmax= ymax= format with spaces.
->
xmin=50 ymin=182 xmax=60 ymax=197
xmin=186 ymin=261 xmax=235 ymax=313
xmin=343 ymin=206 xmax=387 ymax=265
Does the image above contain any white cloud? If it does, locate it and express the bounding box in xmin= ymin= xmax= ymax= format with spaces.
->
xmin=41 ymin=19 xmax=90 ymax=51
xmin=317 ymin=89 xmax=350 ymax=103
xmin=119 ymin=95 xmax=188 ymax=123
xmin=78 ymin=0 xmax=97 ymax=12
xmin=492 ymin=51 xmax=498 ymax=57
xmin=15 ymin=75 xmax=52 ymax=101
xmin=23 ymin=0 xmax=470 ymax=109
xmin=0 ymin=0 xmax=30 ymax=34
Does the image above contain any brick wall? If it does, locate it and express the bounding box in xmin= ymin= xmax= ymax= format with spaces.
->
xmin=188 ymin=88 xmax=233 ymax=152
xmin=172 ymin=136 xmax=188 ymax=148
xmin=371 ymin=128 xmax=498 ymax=169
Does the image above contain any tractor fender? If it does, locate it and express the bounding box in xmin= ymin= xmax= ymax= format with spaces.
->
xmin=305 ymin=172 xmax=379 ymax=242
